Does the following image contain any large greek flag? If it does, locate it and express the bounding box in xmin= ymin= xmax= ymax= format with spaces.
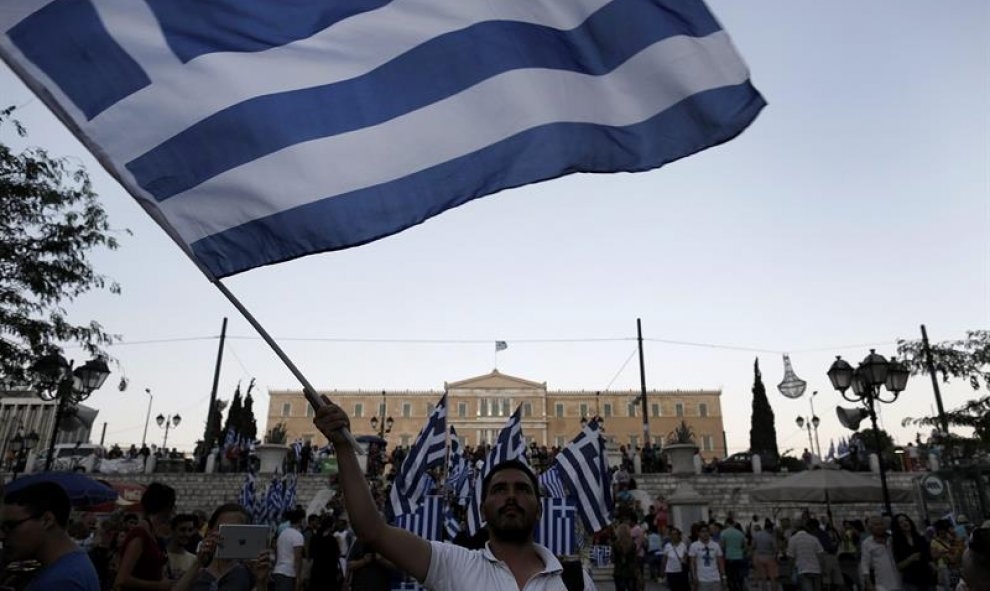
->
xmin=0 ymin=1 xmax=763 ymax=279
xmin=388 ymin=393 xmax=447 ymax=518
xmin=552 ymin=419 xmax=612 ymax=532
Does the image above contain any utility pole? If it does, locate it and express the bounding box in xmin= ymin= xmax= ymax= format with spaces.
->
xmin=204 ymin=317 xmax=229 ymax=452
xmin=637 ymin=318 xmax=650 ymax=444
xmin=920 ymin=325 xmax=949 ymax=435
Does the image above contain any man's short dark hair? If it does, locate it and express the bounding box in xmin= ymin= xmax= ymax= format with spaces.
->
xmin=480 ymin=460 xmax=539 ymax=503
xmin=171 ymin=513 xmax=197 ymax=530
xmin=4 ymin=482 xmax=71 ymax=528
xmin=141 ymin=482 xmax=176 ymax=515
xmin=286 ymin=508 xmax=306 ymax=524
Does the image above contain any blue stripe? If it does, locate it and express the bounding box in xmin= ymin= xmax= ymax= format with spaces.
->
xmin=145 ymin=0 xmax=394 ymax=63
xmin=191 ymin=81 xmax=764 ymax=277
xmin=126 ymin=0 xmax=722 ymax=202
xmin=9 ymin=0 xmax=150 ymax=120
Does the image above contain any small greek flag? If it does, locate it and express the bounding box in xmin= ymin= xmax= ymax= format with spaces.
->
xmin=534 ymin=498 xmax=578 ymax=556
xmin=495 ymin=341 xmax=508 ymax=352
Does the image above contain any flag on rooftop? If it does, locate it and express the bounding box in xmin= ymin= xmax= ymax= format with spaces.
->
xmin=0 ymin=0 xmax=763 ymax=279
xmin=495 ymin=341 xmax=508 ymax=352
xmin=551 ymin=419 xmax=612 ymax=532
xmin=388 ymin=393 xmax=447 ymax=518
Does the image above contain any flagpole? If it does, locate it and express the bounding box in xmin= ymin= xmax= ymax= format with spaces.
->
xmin=211 ymin=278 xmax=363 ymax=453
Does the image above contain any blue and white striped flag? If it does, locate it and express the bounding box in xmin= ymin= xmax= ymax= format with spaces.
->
xmin=466 ymin=406 xmax=528 ymax=534
xmin=238 ymin=471 xmax=256 ymax=511
xmin=0 ymin=1 xmax=763 ymax=280
xmin=265 ymin=475 xmax=284 ymax=527
xmin=393 ymin=496 xmax=444 ymax=541
xmin=534 ymin=498 xmax=578 ymax=556
xmin=445 ymin=426 xmax=471 ymax=501
xmin=388 ymin=394 xmax=447 ymax=518
xmin=282 ymin=473 xmax=298 ymax=514
xmin=538 ymin=465 xmax=569 ymax=499
xmin=552 ymin=419 xmax=612 ymax=532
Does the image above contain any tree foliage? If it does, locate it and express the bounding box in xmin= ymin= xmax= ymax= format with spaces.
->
xmin=222 ymin=383 xmax=243 ymax=438
xmin=750 ymin=358 xmax=780 ymax=461
xmin=897 ymin=330 xmax=990 ymax=448
xmin=0 ymin=107 xmax=125 ymax=383
xmin=240 ymin=378 xmax=258 ymax=441
xmin=897 ymin=330 xmax=990 ymax=392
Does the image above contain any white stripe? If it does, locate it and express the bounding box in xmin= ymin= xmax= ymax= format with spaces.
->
xmin=85 ymin=0 xmax=613 ymax=160
xmin=162 ymin=31 xmax=747 ymax=243
xmin=0 ymin=2 xmax=54 ymax=28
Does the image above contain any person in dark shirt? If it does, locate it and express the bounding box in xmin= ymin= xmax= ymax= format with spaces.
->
xmin=1 ymin=481 xmax=101 ymax=591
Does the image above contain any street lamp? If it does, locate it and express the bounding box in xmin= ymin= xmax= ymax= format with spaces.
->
xmin=9 ymin=429 xmax=40 ymax=479
xmin=581 ymin=391 xmax=604 ymax=429
xmin=30 ymin=352 xmax=111 ymax=471
xmin=369 ymin=391 xmax=394 ymax=438
xmin=156 ymin=413 xmax=182 ymax=450
xmin=827 ymin=350 xmax=909 ymax=516
xmin=795 ymin=391 xmax=823 ymax=460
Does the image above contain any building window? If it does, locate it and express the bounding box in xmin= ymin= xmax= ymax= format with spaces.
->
xmin=555 ymin=436 xmax=565 ymax=447
xmin=675 ymin=403 xmax=684 ymax=417
xmin=651 ymin=403 xmax=661 ymax=417
xmin=306 ymin=405 xmax=315 ymax=418
xmin=427 ymin=403 xmax=435 ymax=416
xmin=479 ymin=399 xmax=489 ymax=417
xmin=500 ymin=400 xmax=510 ymax=416
xmin=402 ymin=402 xmax=411 ymax=418
xmin=579 ymin=403 xmax=589 ymax=418
xmin=303 ymin=434 xmax=313 ymax=444
xmin=458 ymin=402 xmax=467 ymax=418
xmin=603 ymin=403 xmax=612 ymax=418
xmin=525 ymin=436 xmax=535 ymax=446
xmin=523 ymin=403 xmax=532 ymax=418
xmin=556 ymin=403 xmax=564 ymax=417
xmin=628 ymin=402 xmax=637 ymax=417
xmin=699 ymin=403 xmax=708 ymax=418
xmin=281 ymin=403 xmax=291 ymax=417
xmin=702 ymin=435 xmax=714 ymax=451
xmin=354 ymin=403 xmax=363 ymax=418
xmin=401 ymin=435 xmax=411 ymax=446
xmin=654 ymin=435 xmax=664 ymax=445
xmin=630 ymin=435 xmax=639 ymax=448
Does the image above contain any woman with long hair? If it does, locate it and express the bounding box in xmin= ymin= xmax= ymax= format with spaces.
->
xmin=891 ymin=513 xmax=936 ymax=591
xmin=114 ymin=482 xmax=175 ymax=591
xmin=613 ymin=522 xmax=640 ymax=591
xmin=171 ymin=503 xmax=270 ymax=591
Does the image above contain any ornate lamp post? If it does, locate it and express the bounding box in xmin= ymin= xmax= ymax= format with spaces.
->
xmin=369 ymin=390 xmax=394 ymax=439
xmin=581 ymin=391 xmax=604 ymax=429
xmin=156 ymin=413 xmax=182 ymax=450
xmin=827 ymin=350 xmax=909 ymax=516
xmin=30 ymin=352 xmax=111 ymax=471
xmin=795 ymin=390 xmax=822 ymax=460
xmin=9 ymin=429 xmax=40 ymax=479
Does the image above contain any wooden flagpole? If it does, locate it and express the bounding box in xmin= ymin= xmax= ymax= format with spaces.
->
xmin=212 ymin=279 xmax=363 ymax=454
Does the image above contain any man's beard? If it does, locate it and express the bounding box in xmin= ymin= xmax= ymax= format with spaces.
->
xmin=487 ymin=507 xmax=535 ymax=544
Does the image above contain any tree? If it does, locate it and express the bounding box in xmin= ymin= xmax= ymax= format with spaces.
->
xmin=240 ymin=378 xmax=258 ymax=441
xmin=0 ymin=107 xmax=125 ymax=383
xmin=749 ymin=358 xmax=780 ymax=462
xmin=897 ymin=330 xmax=990 ymax=392
xmin=898 ymin=330 xmax=990 ymax=449
xmin=222 ymin=383 xmax=243 ymax=439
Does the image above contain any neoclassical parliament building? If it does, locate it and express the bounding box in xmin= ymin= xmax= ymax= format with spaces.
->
xmin=266 ymin=370 xmax=727 ymax=459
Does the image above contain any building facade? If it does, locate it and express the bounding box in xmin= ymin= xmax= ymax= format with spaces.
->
xmin=0 ymin=387 xmax=99 ymax=469
xmin=267 ymin=370 xmax=726 ymax=459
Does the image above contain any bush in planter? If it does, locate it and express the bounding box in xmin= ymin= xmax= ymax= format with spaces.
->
xmin=265 ymin=422 xmax=288 ymax=445
xmin=666 ymin=420 xmax=697 ymax=446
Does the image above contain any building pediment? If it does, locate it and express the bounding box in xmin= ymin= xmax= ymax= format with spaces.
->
xmin=446 ymin=369 xmax=546 ymax=391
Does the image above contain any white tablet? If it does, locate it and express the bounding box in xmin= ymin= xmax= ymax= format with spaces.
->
xmin=216 ymin=524 xmax=270 ymax=560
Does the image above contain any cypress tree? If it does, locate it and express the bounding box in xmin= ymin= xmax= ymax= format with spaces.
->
xmin=240 ymin=378 xmax=258 ymax=441
xmin=750 ymin=358 xmax=780 ymax=462
xmin=222 ymin=383 xmax=243 ymax=439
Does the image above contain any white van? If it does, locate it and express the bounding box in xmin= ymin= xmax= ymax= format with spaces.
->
xmin=35 ymin=443 xmax=106 ymax=472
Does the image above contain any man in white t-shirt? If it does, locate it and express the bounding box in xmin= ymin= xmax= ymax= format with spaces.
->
xmin=313 ymin=397 xmax=597 ymax=590
xmin=273 ymin=509 xmax=306 ymax=591
xmin=689 ymin=524 xmax=725 ymax=591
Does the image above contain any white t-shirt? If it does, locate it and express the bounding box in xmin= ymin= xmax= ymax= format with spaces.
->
xmin=688 ymin=540 xmax=723 ymax=583
xmin=274 ymin=526 xmax=305 ymax=577
xmin=662 ymin=542 xmax=688 ymax=573
xmin=425 ymin=540 xmax=597 ymax=591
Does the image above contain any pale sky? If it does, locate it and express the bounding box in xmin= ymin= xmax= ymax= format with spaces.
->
xmin=1 ymin=1 xmax=987 ymax=456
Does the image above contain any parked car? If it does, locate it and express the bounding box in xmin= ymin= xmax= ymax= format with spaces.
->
xmin=716 ymin=451 xmax=755 ymax=473
xmin=34 ymin=443 xmax=106 ymax=472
